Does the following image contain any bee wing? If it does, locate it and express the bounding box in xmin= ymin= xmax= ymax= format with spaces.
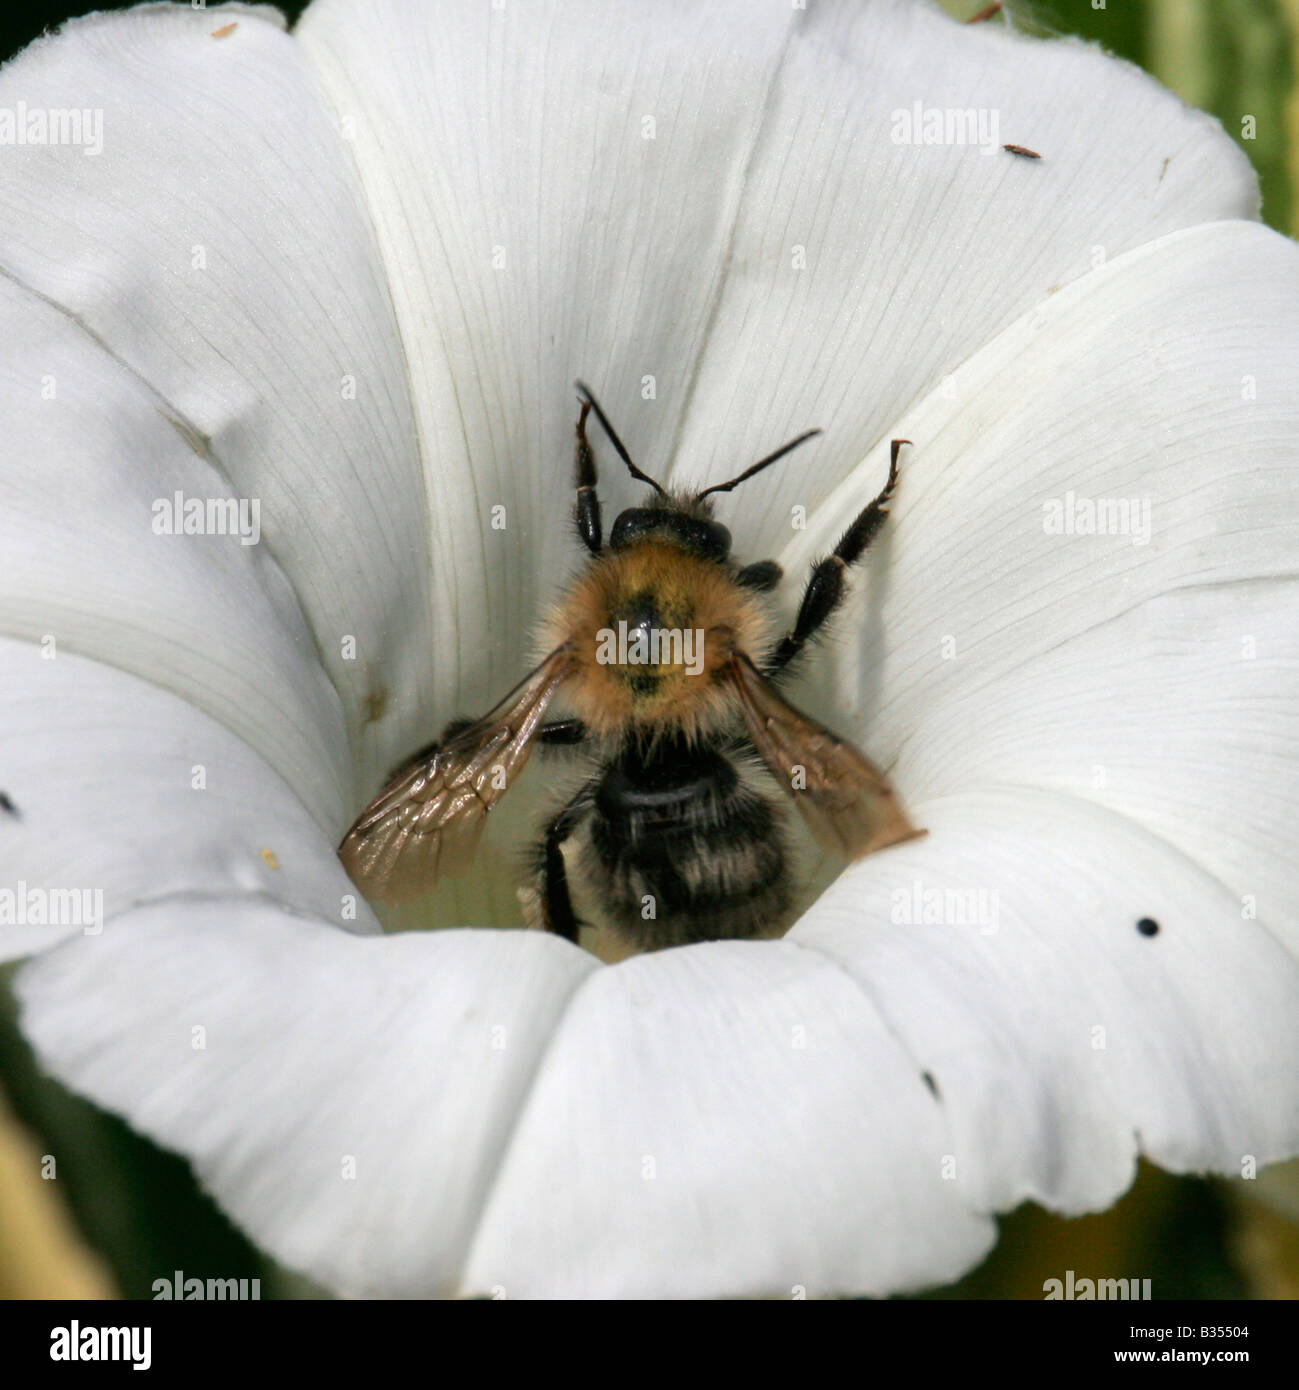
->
xmin=727 ymin=655 xmax=924 ymax=860
xmin=339 ymin=648 xmax=574 ymax=902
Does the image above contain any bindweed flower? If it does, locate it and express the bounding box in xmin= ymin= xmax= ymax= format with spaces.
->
xmin=2 ymin=0 xmax=1298 ymax=1298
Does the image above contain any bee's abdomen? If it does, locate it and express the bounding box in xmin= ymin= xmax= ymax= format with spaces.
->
xmin=584 ymin=743 xmax=790 ymax=949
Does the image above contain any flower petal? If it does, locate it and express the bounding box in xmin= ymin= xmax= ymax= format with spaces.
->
xmin=17 ymin=909 xmax=987 ymax=1298
xmin=0 ymin=638 xmax=371 ymax=960
xmin=793 ymin=788 xmax=1299 ymax=1213
xmin=778 ymin=220 xmax=1299 ymax=949
xmin=0 ymin=278 xmax=349 ymax=822
xmin=0 ymin=3 xmax=430 ymax=787
xmin=463 ymin=938 xmax=992 ymax=1297
xmin=15 ymin=907 xmax=596 ymax=1297
xmin=296 ymin=0 xmax=1257 ymax=597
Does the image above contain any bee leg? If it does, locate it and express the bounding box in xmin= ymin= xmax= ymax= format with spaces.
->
xmin=765 ymin=438 xmax=910 ymax=674
xmin=532 ymin=787 xmax=594 ymax=943
xmin=574 ymin=399 xmax=602 ymax=554
xmin=538 ymin=718 xmax=588 ymax=746
xmin=735 ymin=559 xmax=782 ymax=591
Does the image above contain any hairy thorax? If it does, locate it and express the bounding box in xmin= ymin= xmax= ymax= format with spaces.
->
xmin=541 ymin=540 xmax=773 ymax=740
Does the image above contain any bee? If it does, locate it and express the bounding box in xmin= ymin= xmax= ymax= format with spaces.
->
xmin=339 ymin=384 xmax=923 ymax=952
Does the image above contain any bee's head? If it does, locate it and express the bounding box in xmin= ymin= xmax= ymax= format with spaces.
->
xmin=575 ymin=381 xmax=820 ymax=562
xmin=608 ymin=495 xmax=732 ymax=560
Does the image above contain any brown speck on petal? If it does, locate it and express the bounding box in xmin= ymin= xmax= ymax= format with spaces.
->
xmin=364 ymin=687 xmax=389 ymax=723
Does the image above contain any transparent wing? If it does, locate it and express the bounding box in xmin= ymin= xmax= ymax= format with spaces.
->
xmin=727 ymin=655 xmax=924 ymax=859
xmin=339 ymin=648 xmax=574 ymax=901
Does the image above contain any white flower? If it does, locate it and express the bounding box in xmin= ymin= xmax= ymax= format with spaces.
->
xmin=2 ymin=0 xmax=1298 ymax=1298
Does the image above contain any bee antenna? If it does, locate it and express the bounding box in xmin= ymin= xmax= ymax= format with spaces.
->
xmin=575 ymin=380 xmax=668 ymax=497
xmin=694 ymin=428 xmax=822 ymax=501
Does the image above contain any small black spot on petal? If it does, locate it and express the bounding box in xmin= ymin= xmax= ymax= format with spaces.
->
xmin=1136 ymin=917 xmax=1160 ymax=938
xmin=0 ymin=792 xmax=18 ymax=818
xmin=921 ymin=1071 xmax=940 ymax=1099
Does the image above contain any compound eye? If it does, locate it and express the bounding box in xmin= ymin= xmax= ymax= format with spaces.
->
xmin=669 ymin=515 xmax=730 ymax=557
xmin=609 ymin=509 xmax=657 ymax=549
xmin=706 ymin=522 xmax=732 ymax=558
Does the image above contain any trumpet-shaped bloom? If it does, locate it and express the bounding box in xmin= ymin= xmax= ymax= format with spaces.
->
xmin=1 ymin=0 xmax=1298 ymax=1297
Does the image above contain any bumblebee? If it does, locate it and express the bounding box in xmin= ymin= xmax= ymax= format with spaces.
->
xmin=339 ymin=384 xmax=923 ymax=952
